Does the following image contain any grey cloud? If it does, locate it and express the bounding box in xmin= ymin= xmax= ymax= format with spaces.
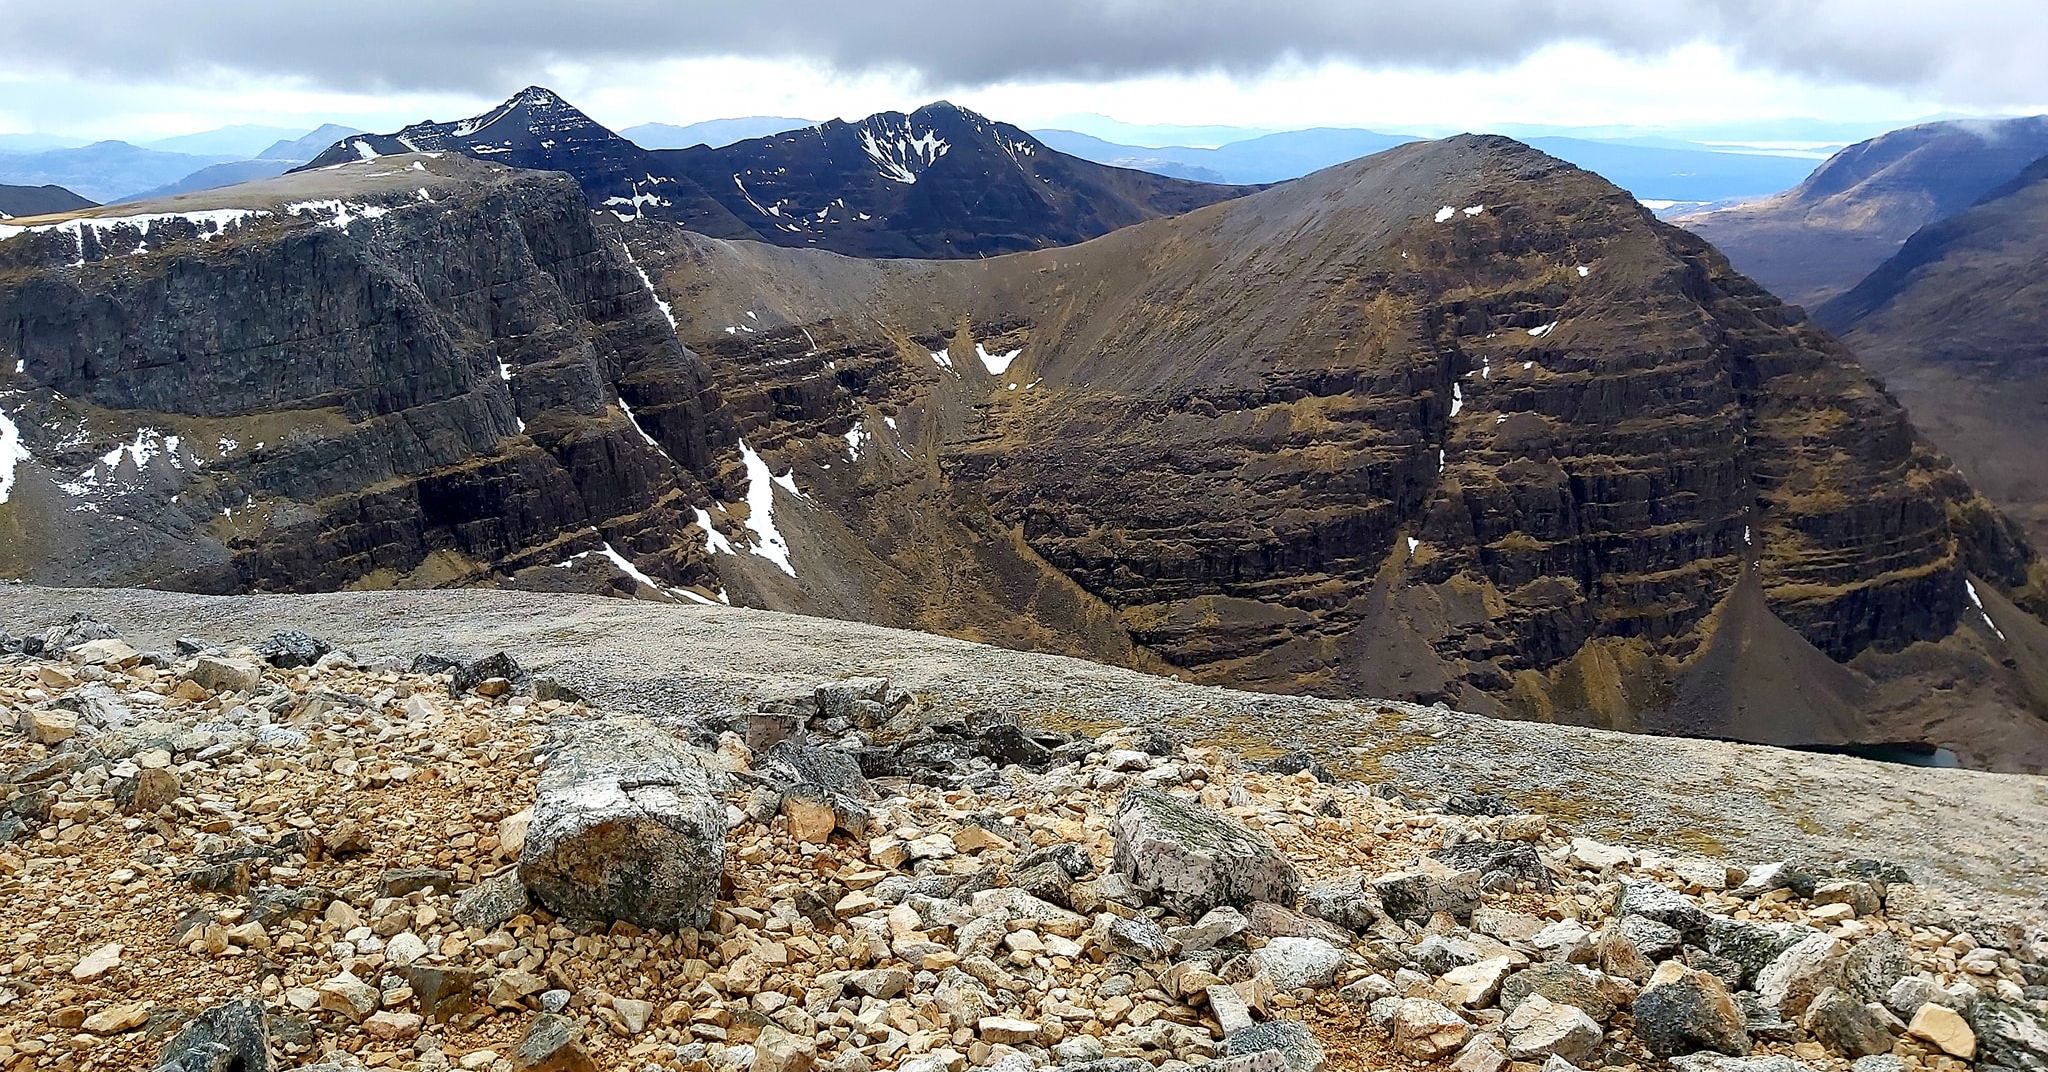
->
xmin=0 ymin=0 xmax=2041 ymax=106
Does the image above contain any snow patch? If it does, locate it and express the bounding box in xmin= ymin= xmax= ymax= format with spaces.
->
xmin=1527 ymin=321 xmax=1559 ymax=338
xmin=1965 ymin=579 xmax=2008 ymax=642
xmin=618 ymin=246 xmax=677 ymax=330
xmin=284 ymin=200 xmax=393 ymax=230
xmin=0 ymin=208 xmax=269 ymax=248
xmin=738 ymin=440 xmax=798 ymax=576
xmin=860 ymin=118 xmax=951 ymax=185
xmin=1449 ymin=383 xmax=1464 ymax=418
xmin=1575 ymin=264 xmax=1591 ymax=278
xmin=930 ymin=347 xmax=956 ymax=373
xmin=843 ymin=422 xmax=868 ymax=462
xmin=1462 ymin=204 xmax=1485 ymax=216
xmin=1433 ymin=205 xmax=1456 ymax=223
xmin=975 ymin=343 xmax=1021 ymax=375
xmin=351 ymin=139 xmax=379 ymax=161
xmin=0 ymin=406 xmax=26 ymax=505
xmin=691 ymin=507 xmax=736 ymax=555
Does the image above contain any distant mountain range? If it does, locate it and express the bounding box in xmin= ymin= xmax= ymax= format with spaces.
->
xmin=1035 ymin=127 xmax=1818 ymax=201
xmin=0 ymin=141 xmax=236 ymax=203
xmin=301 ymin=88 xmax=1245 ymax=258
xmin=622 ymin=117 xmax=818 ymax=149
xmin=1677 ymin=115 xmax=2048 ymax=307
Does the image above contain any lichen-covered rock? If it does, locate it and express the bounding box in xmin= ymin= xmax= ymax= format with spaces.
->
xmin=1841 ymin=935 xmax=1910 ymax=1005
xmin=1703 ymin=916 xmax=1815 ymax=989
xmin=1634 ymin=961 xmax=1751 ymax=1056
xmin=1254 ymin=936 xmax=1346 ymax=991
xmin=518 ymin=718 xmax=729 ymax=930
xmin=512 ymin=1013 xmax=596 ymax=1072
xmin=1303 ymin=872 xmax=1378 ymax=932
xmin=1971 ymin=993 xmax=2048 ymax=1072
xmin=1802 ymin=987 xmax=1902 ymax=1058
xmin=1110 ymin=787 xmax=1299 ymax=917
xmin=152 ymin=998 xmax=275 ymax=1072
xmin=1223 ymin=1021 xmax=1326 ymax=1072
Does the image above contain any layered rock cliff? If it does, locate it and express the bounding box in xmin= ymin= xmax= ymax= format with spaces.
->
xmin=0 ymin=156 xmax=734 ymax=601
xmin=4 ymin=138 xmax=2047 ymax=770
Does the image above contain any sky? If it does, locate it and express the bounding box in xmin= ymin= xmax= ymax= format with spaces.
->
xmin=0 ymin=0 xmax=2043 ymax=143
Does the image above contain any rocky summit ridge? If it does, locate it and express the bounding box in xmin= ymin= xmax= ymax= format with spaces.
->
xmin=301 ymin=88 xmax=1245 ymax=259
xmin=3 ymin=591 xmax=2048 ymax=1072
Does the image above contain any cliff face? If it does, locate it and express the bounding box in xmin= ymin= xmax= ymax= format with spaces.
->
xmin=629 ymin=137 xmax=2048 ymax=769
xmin=0 ymin=156 xmax=733 ymax=601
xmin=5 ymin=139 xmax=2046 ymax=770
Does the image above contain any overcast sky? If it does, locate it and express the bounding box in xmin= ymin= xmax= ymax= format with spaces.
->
xmin=0 ymin=0 xmax=2042 ymax=141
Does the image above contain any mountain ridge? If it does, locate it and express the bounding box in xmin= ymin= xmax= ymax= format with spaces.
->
xmin=302 ymin=87 xmax=1247 ymax=258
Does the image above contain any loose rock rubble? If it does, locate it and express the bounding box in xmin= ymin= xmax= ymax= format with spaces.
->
xmin=3 ymin=616 xmax=2047 ymax=1072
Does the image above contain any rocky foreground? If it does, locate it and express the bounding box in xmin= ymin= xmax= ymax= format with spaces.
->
xmin=2 ymin=613 xmax=2046 ymax=1072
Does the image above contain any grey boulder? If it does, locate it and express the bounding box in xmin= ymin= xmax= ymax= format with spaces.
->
xmin=1110 ymin=787 xmax=1299 ymax=918
xmin=518 ymin=718 xmax=729 ymax=930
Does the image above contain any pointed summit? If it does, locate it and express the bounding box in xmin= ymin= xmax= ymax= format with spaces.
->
xmin=295 ymin=87 xmax=756 ymax=239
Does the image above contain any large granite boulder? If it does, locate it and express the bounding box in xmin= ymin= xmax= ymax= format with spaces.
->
xmin=518 ymin=719 xmax=729 ymax=930
xmin=1110 ymin=787 xmax=1299 ymax=918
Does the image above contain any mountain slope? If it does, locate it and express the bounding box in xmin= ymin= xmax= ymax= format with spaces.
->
xmin=1679 ymin=115 xmax=2048 ymax=306
xmin=1817 ymin=155 xmax=2048 ymax=550
xmin=0 ymin=182 xmax=94 ymax=217
xmin=143 ymin=123 xmax=307 ymax=157
xmin=308 ymin=88 xmax=1245 ymax=258
xmin=6 ymin=138 xmax=2045 ymax=770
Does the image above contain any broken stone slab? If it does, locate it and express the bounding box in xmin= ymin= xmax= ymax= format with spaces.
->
xmin=518 ymin=718 xmax=730 ymax=931
xmin=454 ymin=868 xmax=532 ymax=930
xmin=1382 ymin=997 xmax=1471 ymax=1060
xmin=1755 ymin=933 xmax=1848 ymax=1020
xmin=1499 ymin=962 xmax=1627 ymax=1022
xmin=1111 ymin=787 xmax=1300 ymax=918
xmin=188 ymin=655 xmax=263 ymax=695
xmin=1503 ymin=993 xmax=1604 ymax=1063
xmin=1374 ymin=860 xmax=1480 ymax=923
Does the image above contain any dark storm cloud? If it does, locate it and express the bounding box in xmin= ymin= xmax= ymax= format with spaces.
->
xmin=0 ymin=0 xmax=2039 ymax=104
